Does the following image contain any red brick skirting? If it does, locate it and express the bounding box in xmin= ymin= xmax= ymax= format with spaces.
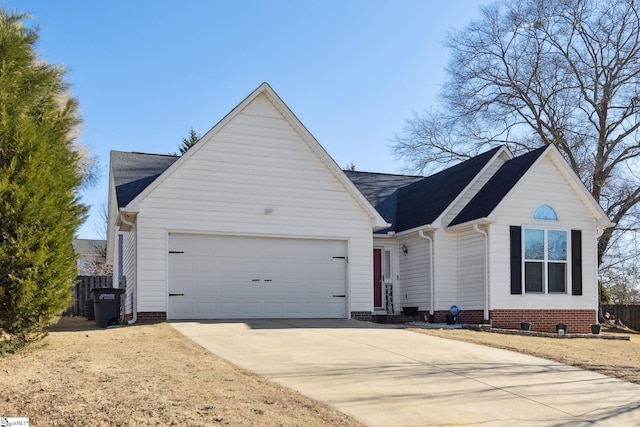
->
xmin=489 ymin=309 xmax=596 ymax=334
xmin=134 ymin=311 xmax=167 ymax=322
xmin=433 ymin=310 xmax=485 ymax=325
xmin=350 ymin=311 xmax=372 ymax=321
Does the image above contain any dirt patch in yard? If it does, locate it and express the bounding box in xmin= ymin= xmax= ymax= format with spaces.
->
xmin=410 ymin=327 xmax=640 ymax=384
xmin=0 ymin=317 xmax=363 ymax=426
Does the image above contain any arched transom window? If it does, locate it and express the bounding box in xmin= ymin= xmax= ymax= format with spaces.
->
xmin=533 ymin=204 xmax=557 ymax=220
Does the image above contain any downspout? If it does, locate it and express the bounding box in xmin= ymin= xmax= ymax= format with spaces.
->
xmin=119 ymin=214 xmax=137 ymax=325
xmin=473 ymin=224 xmax=489 ymax=322
xmin=418 ymin=229 xmax=435 ymax=321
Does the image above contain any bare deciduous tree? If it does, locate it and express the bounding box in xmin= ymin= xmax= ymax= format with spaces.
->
xmin=393 ymin=0 xmax=640 ymax=283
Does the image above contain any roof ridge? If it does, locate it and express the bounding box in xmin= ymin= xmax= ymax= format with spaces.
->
xmin=448 ymin=145 xmax=548 ymax=227
xmin=344 ymin=170 xmax=423 ymax=178
xmin=112 ymin=150 xmax=179 ymax=158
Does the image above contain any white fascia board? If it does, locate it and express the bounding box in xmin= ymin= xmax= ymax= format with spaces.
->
xmin=394 ymin=224 xmax=438 ymax=237
xmin=434 ymin=145 xmax=513 ymax=226
xmin=124 ymin=82 xmax=387 ymax=229
xmin=544 ymin=145 xmax=614 ymax=228
xmin=261 ymin=84 xmax=388 ymax=230
xmin=123 ymin=84 xmax=267 ymax=212
xmin=444 ymin=218 xmax=493 ymax=232
xmin=106 ymin=157 xmax=118 ymax=264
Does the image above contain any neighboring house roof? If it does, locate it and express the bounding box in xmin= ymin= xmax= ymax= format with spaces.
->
xmin=73 ymin=239 xmax=107 ymax=256
xmin=111 ymin=151 xmax=179 ymax=207
xmin=449 ymin=146 xmax=548 ymax=227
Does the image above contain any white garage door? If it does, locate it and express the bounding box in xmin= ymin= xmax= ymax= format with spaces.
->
xmin=168 ymin=234 xmax=347 ymax=319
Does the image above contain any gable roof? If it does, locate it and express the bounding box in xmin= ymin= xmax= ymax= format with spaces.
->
xmin=449 ymin=145 xmax=548 ymax=227
xmin=110 ymin=151 xmax=179 ymax=208
xmin=394 ymin=146 xmax=501 ymax=232
xmin=343 ymin=171 xmax=423 ymax=229
xmin=347 ymin=147 xmax=502 ymax=233
xmin=111 ymin=83 xmax=388 ymax=229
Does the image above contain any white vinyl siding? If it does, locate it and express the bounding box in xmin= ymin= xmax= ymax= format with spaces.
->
xmin=433 ymin=229 xmax=457 ymax=310
xmin=456 ymin=228 xmax=485 ymax=309
xmin=132 ymin=93 xmax=374 ymax=315
xmin=489 ymin=155 xmax=598 ymax=311
xmin=397 ymin=233 xmax=431 ymax=311
xmin=119 ymin=230 xmax=136 ymax=315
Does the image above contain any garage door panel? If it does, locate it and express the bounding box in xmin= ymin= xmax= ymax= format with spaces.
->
xmin=169 ymin=234 xmax=347 ymax=319
xmin=172 ymin=301 xmax=195 ymax=316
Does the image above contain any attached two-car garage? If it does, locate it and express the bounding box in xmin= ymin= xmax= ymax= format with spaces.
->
xmin=168 ymin=233 xmax=348 ymax=319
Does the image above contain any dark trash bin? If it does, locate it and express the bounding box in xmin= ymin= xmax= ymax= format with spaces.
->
xmin=92 ymin=288 xmax=124 ymax=327
xmin=445 ymin=314 xmax=456 ymax=325
xmin=85 ymin=298 xmax=95 ymax=320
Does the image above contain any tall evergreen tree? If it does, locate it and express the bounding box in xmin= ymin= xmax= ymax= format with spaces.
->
xmin=179 ymin=127 xmax=199 ymax=155
xmin=0 ymin=10 xmax=87 ymax=347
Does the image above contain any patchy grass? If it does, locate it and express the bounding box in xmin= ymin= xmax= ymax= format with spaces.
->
xmin=410 ymin=327 xmax=640 ymax=384
xmin=0 ymin=317 xmax=363 ymax=426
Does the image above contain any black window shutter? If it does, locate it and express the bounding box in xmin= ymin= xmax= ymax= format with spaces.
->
xmin=571 ymin=229 xmax=582 ymax=295
xmin=510 ymin=226 xmax=522 ymax=294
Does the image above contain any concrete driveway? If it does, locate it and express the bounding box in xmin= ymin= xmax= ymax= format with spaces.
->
xmin=170 ymin=319 xmax=640 ymax=426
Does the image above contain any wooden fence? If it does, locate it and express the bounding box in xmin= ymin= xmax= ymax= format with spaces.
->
xmin=64 ymin=276 xmax=113 ymax=317
xmin=600 ymin=304 xmax=640 ymax=331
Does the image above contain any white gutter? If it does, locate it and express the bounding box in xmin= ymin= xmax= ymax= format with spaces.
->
xmin=418 ymin=229 xmax=435 ymax=319
xmin=473 ymin=224 xmax=490 ymax=322
xmin=119 ymin=213 xmax=137 ymax=325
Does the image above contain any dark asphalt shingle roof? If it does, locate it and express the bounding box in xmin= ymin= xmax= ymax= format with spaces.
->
xmin=344 ymin=171 xmax=423 ymax=229
xmin=449 ymin=145 xmax=548 ymax=227
xmin=111 ymin=151 xmax=179 ymax=208
xmin=111 ymin=145 xmax=544 ymax=231
xmin=393 ymin=146 xmax=501 ymax=232
xmin=346 ymin=147 xmax=501 ymax=233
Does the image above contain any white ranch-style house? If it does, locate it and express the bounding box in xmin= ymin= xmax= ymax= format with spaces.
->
xmin=107 ymin=83 xmax=612 ymax=333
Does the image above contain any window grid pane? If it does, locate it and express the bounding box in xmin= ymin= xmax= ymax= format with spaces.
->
xmin=548 ymin=230 xmax=567 ymax=261
xmin=525 ymin=262 xmax=544 ymax=292
xmin=524 ymin=229 xmax=544 ymax=260
xmin=522 ymin=227 xmax=568 ymax=294
xmin=548 ymin=263 xmax=566 ymax=293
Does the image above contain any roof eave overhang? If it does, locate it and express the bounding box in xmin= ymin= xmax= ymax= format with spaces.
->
xmin=394 ymin=223 xmax=438 ymax=237
xmin=545 ymin=145 xmax=614 ymax=226
xmin=372 ymin=219 xmax=393 ymax=231
xmin=116 ymin=209 xmax=138 ymax=232
xmin=445 ymin=217 xmax=493 ymax=232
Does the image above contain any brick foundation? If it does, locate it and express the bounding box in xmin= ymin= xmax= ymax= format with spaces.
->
xmin=126 ymin=311 xmax=167 ymax=322
xmin=433 ymin=310 xmax=485 ymax=325
xmin=350 ymin=311 xmax=372 ymax=321
xmin=489 ymin=309 xmax=596 ymax=334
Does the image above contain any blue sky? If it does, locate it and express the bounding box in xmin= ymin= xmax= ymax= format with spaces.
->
xmin=4 ymin=1 xmax=487 ymax=239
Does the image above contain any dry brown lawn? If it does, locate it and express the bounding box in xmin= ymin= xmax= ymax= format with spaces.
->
xmin=0 ymin=317 xmax=363 ymax=427
xmin=410 ymin=327 xmax=640 ymax=384
xmin=4 ymin=318 xmax=639 ymax=426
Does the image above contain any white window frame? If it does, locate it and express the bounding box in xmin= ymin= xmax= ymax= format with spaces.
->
xmin=522 ymin=227 xmax=570 ymax=294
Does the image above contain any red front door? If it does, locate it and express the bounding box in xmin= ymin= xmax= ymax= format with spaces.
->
xmin=373 ymin=248 xmax=382 ymax=308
